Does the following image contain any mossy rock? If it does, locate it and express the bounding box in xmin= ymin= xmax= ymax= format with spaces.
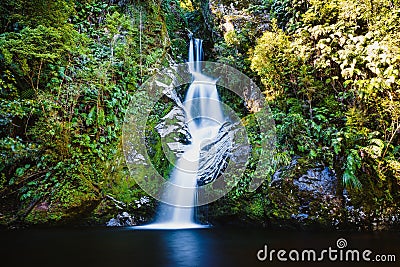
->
xmin=24 ymin=181 xmax=101 ymax=225
xmin=267 ymin=157 xmax=343 ymax=229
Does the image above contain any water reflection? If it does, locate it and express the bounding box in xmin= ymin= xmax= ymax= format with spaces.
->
xmin=162 ymin=230 xmax=215 ymax=267
xmin=1 ymin=228 xmax=399 ymax=267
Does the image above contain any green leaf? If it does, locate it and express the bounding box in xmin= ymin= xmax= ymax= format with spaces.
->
xmin=97 ymin=107 xmax=105 ymax=126
xmin=86 ymin=106 xmax=96 ymax=126
xmin=15 ymin=167 xmax=25 ymax=177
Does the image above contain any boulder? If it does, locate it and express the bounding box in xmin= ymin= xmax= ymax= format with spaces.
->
xmin=268 ymin=157 xmax=400 ymax=230
xmin=197 ymin=121 xmax=250 ymax=186
xmin=155 ymin=105 xmax=191 ymax=159
xmin=268 ymin=158 xmax=343 ymax=229
xmin=155 ymin=85 xmax=192 ymax=161
xmin=106 ymin=211 xmax=136 ymax=227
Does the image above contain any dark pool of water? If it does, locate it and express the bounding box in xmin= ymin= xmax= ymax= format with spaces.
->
xmin=1 ymin=227 xmax=398 ymax=267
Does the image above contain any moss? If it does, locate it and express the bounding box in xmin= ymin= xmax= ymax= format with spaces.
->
xmin=25 ymin=186 xmax=101 ymax=225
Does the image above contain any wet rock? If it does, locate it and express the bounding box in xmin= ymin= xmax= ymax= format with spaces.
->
xmin=197 ymin=123 xmax=231 ymax=186
xmin=155 ymin=105 xmax=191 ymax=159
xmin=134 ymin=196 xmax=151 ymax=209
xmin=197 ymin=121 xmax=250 ymax=186
xmin=106 ymin=211 xmax=136 ymax=227
xmin=155 ymin=87 xmax=192 ymax=160
xmin=270 ymin=158 xmax=337 ymax=197
xmin=106 ymin=218 xmax=120 ymax=227
xmin=291 ymin=213 xmax=309 ymax=222
xmin=342 ymin=188 xmax=400 ymax=231
xmin=292 ymin=167 xmax=337 ymax=196
xmin=269 ymin=158 xmax=342 ymax=229
xmin=268 ymin=158 xmax=400 ymax=230
xmin=92 ymin=194 xmax=154 ymax=226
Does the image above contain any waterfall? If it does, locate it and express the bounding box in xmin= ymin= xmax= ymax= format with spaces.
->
xmin=142 ymin=38 xmax=225 ymax=229
xmin=188 ymin=38 xmax=194 ymax=64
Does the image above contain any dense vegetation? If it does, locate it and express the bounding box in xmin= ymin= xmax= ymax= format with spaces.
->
xmin=197 ymin=0 xmax=399 ymax=227
xmin=251 ymin=0 xmax=400 ymax=187
xmin=0 ymin=0 xmax=188 ymax=225
xmin=1 ymin=0 xmax=399 ymax=228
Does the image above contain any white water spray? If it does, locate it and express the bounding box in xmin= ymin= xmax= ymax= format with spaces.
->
xmin=142 ymin=38 xmax=225 ymax=229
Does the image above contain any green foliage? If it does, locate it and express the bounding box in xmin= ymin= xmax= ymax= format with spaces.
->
xmin=0 ymin=0 xmax=75 ymax=33
xmin=0 ymin=24 xmax=86 ymax=94
xmin=343 ymin=149 xmax=362 ymax=189
xmin=0 ymin=0 xmax=173 ymax=224
xmin=245 ymin=195 xmax=265 ymax=220
xmin=161 ymin=0 xmax=188 ymax=62
xmin=269 ymin=0 xmax=308 ymax=31
xmin=1 ymin=0 xmax=398 ymax=226
xmin=250 ymin=21 xmax=293 ymax=101
xmin=250 ymin=0 xmax=400 ymax=200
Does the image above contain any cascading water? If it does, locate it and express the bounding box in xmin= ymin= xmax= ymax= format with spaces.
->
xmin=142 ymin=37 xmax=225 ymax=229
